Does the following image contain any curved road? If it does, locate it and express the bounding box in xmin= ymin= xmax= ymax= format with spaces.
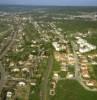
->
xmin=71 ymin=41 xmax=97 ymax=92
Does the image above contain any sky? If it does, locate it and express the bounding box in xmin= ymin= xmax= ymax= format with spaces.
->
xmin=0 ymin=0 xmax=97 ymax=6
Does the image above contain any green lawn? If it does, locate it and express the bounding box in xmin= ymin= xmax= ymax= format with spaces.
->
xmin=50 ymin=80 xmax=97 ymax=100
xmin=29 ymin=85 xmax=40 ymax=100
xmin=92 ymin=65 xmax=97 ymax=79
xmin=53 ymin=58 xmax=61 ymax=71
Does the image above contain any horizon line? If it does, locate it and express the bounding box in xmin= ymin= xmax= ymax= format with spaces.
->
xmin=0 ymin=4 xmax=97 ymax=7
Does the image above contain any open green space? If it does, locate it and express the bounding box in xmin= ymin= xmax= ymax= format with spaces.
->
xmin=0 ymin=22 xmax=9 ymax=32
xmin=93 ymin=65 xmax=97 ymax=79
xmin=23 ymin=23 xmax=40 ymax=40
xmin=84 ymin=33 xmax=97 ymax=46
xmin=29 ymin=80 xmax=41 ymax=100
xmin=50 ymin=80 xmax=97 ymax=100
xmin=89 ymin=65 xmax=97 ymax=80
xmin=53 ymin=58 xmax=61 ymax=71
xmin=59 ymin=71 xmax=67 ymax=78
xmin=56 ymin=20 xmax=97 ymax=33
xmin=67 ymin=65 xmax=75 ymax=73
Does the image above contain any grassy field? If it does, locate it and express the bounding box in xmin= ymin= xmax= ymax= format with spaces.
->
xmin=50 ymin=80 xmax=97 ymax=100
xmin=84 ymin=33 xmax=97 ymax=46
xmin=53 ymin=58 xmax=61 ymax=71
xmin=29 ymin=84 xmax=40 ymax=100
xmin=56 ymin=20 xmax=97 ymax=33
xmin=0 ymin=22 xmax=9 ymax=32
xmin=23 ymin=23 xmax=40 ymax=40
xmin=90 ymin=65 xmax=97 ymax=80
